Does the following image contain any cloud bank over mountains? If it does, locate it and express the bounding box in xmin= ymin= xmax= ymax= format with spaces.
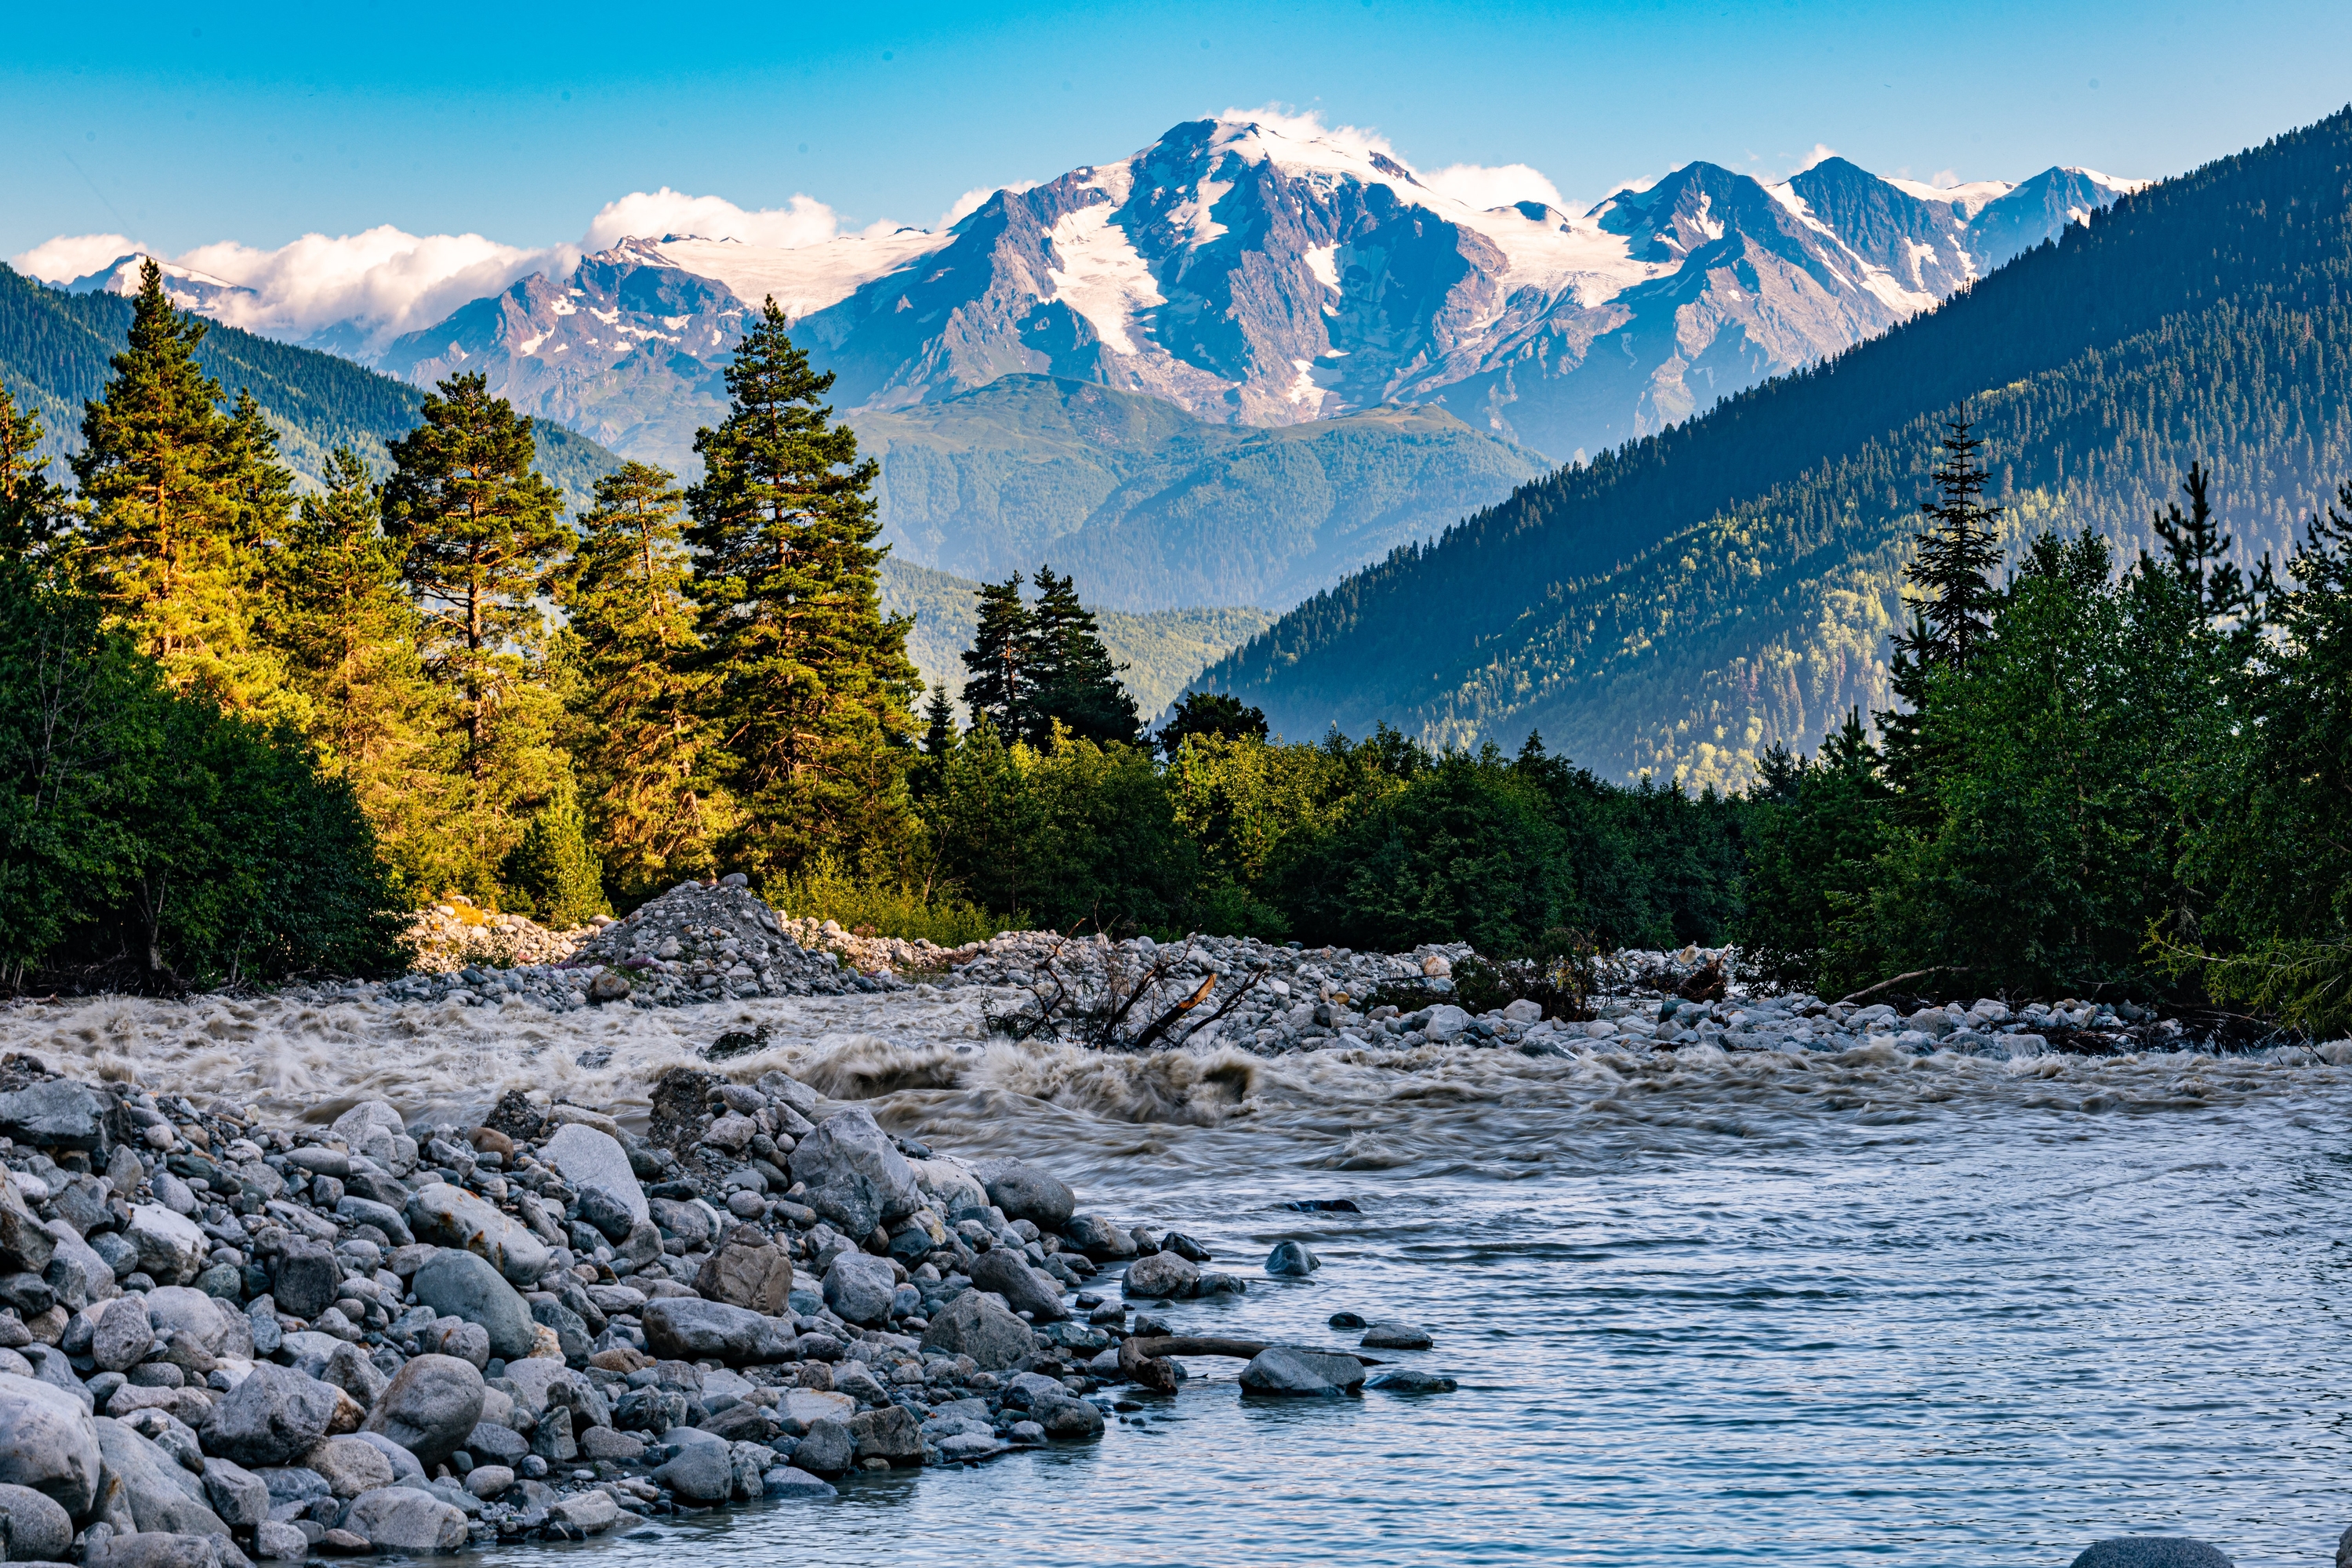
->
xmin=8 ymin=108 xmax=1594 ymax=355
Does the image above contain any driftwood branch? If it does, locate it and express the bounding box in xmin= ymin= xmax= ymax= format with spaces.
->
xmin=1125 ymin=972 xmax=1217 ymax=1054
xmin=1837 ymin=967 xmax=1966 ymax=1007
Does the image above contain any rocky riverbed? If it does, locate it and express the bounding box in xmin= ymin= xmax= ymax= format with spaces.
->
xmin=0 ymin=1043 xmax=1402 ymax=1568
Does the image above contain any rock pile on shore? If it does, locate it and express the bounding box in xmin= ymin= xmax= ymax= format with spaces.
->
xmin=0 ymin=1048 xmax=1350 ymax=1565
xmin=404 ymin=902 xmax=595 ymax=975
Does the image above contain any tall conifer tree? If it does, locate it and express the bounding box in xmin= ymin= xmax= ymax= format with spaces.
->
xmin=1025 ymin=564 xmax=1139 ymax=746
xmin=268 ymin=447 xmax=455 ymax=895
xmin=960 ymin=575 xmax=1034 ymax=744
xmin=69 ymin=260 xmax=289 ymax=709
xmin=687 ymin=299 xmax=918 ymax=880
xmin=383 ymin=372 xmax=572 ymax=897
xmin=557 ymin=460 xmax=720 ymax=897
xmin=1882 ymin=416 xmax=2005 ymax=807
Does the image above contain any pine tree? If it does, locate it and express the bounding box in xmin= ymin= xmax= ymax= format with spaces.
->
xmin=687 ymin=299 xmax=920 ymax=880
xmin=382 ymin=373 xmax=572 ymax=898
xmin=0 ymin=387 xmax=67 ymax=561
xmin=266 ymin=447 xmax=454 ymax=897
xmin=960 ymin=575 xmax=1034 ymax=744
xmin=1881 ymin=416 xmax=2005 ymax=811
xmin=1898 ymin=416 xmax=2005 ymax=667
xmin=501 ymin=773 xmax=608 ymax=927
xmin=557 ymin=459 xmax=719 ymax=898
xmin=907 ymin=682 xmax=960 ymax=805
xmin=68 ymin=260 xmax=289 ymax=709
xmin=2147 ymin=462 xmax=2263 ymax=620
xmin=1025 ymin=564 xmax=1139 ymax=745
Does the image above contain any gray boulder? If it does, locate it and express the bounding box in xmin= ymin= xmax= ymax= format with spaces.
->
xmin=44 ymin=1221 xmax=117 ymax=1311
xmin=1122 ymin=1251 xmax=1199 ymax=1300
xmin=694 ymin=1225 xmax=793 ymax=1314
xmin=1237 ymin=1346 xmax=1366 ymax=1397
xmin=299 ymin=1437 xmax=394 ymax=1500
xmin=0 ymin=1481 xmax=74 ymax=1559
xmin=978 ymin=1161 xmax=1075 ymax=1229
xmin=0 ymin=1179 xmax=56 ymax=1276
xmin=1265 ymin=1240 xmax=1321 ymax=1276
xmin=125 ymin=1207 xmax=206 ymax=1287
xmin=143 ymin=1287 xmax=241 ymax=1357
xmin=93 ymin=1417 xmax=230 ymax=1537
xmin=0 ymin=1373 xmax=101 ymax=1517
xmin=205 ymin=1365 xmax=342 ymax=1468
xmin=345 ymin=1433 xmax=426 ymax=1487
xmin=254 ymin=1519 xmax=309 ymax=1560
xmin=761 ymin=1467 xmax=837 ymax=1499
xmin=1424 ymin=1004 xmax=1470 ymax=1043
xmin=404 ymin=1185 xmax=547 ymax=1286
xmin=1062 ymin=1214 xmax=1136 ymax=1261
xmin=788 ymin=1417 xmax=854 ymax=1477
xmin=919 ymin=1289 xmax=1033 ymax=1371
xmin=786 ymin=1107 xmax=920 ymax=1238
xmin=652 ymin=1441 xmax=734 ymax=1503
xmin=268 ymin=1240 xmax=341 ymax=1320
xmin=343 ymin=1485 xmax=468 ymax=1552
xmin=2067 ymin=1543 xmax=2234 ymax=1568
xmin=1365 ymin=1369 xmax=1457 ymax=1392
xmin=198 ymin=1457 xmax=270 ymax=1530
xmin=90 ymin=1296 xmax=152 ymax=1374
xmin=848 ymin=1405 xmax=924 ymax=1465
xmin=463 ymin=1423 xmax=528 ymax=1466
xmin=361 ymin=1355 xmax=485 ymax=1468
xmin=971 ymin=1248 xmax=1067 ymax=1322
xmin=409 ymin=1249 xmax=539 ymax=1362
xmin=326 ymin=1103 xmax=405 ymax=1170
xmin=85 ymin=1531 xmax=218 ymax=1568
xmin=641 ymin=1298 xmax=797 ymax=1365
xmin=821 ymin=1252 xmax=897 ymax=1326
xmin=1360 ymin=1320 xmax=1432 ymax=1349
xmin=541 ymin=1125 xmax=648 ymax=1227
xmin=0 ymin=1080 xmax=108 ymax=1151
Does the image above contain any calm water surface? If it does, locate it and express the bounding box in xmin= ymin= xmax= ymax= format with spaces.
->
xmin=469 ymin=1040 xmax=2352 ymax=1567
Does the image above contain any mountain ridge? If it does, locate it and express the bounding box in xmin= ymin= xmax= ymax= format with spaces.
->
xmin=1192 ymin=106 xmax=2352 ymax=789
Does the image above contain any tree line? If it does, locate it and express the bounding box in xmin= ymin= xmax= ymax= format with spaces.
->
xmin=4 ymin=263 xmax=2344 ymax=1036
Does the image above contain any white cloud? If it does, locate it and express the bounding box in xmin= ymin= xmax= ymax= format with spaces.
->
xmin=583 ymin=188 xmax=844 ymax=252
xmin=177 ymin=227 xmax=568 ymax=348
xmin=1788 ymin=143 xmax=1839 ymax=175
xmin=1218 ymin=103 xmax=1397 ymax=162
xmin=12 ymin=233 xmax=143 ymax=284
xmin=1421 ymin=162 xmax=1568 ymax=213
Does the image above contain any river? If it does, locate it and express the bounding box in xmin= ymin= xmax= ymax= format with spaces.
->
xmin=8 ymin=989 xmax=2348 ymax=1565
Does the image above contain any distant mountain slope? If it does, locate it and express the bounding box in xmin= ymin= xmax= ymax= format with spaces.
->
xmin=0 ymin=264 xmax=622 ymax=510
xmin=852 ymin=376 xmax=1545 ymax=610
xmin=1199 ymin=107 xmax=2352 ymax=790
xmin=880 ymin=556 xmax=1272 ymax=720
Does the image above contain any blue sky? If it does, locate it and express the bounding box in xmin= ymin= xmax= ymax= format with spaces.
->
xmin=9 ymin=0 xmax=2348 ymax=317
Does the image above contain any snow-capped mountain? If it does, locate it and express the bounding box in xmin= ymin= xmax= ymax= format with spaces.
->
xmin=375 ymin=118 xmax=2140 ymax=469
xmin=65 ymin=254 xmax=264 ymax=318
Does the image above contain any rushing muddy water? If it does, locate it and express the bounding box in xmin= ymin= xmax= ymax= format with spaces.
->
xmin=9 ymin=990 xmax=2352 ymax=1564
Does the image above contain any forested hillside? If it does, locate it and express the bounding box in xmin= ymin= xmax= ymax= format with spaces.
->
xmin=1203 ymin=106 xmax=2352 ymax=789
xmin=0 ymin=264 xmax=622 ymax=510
